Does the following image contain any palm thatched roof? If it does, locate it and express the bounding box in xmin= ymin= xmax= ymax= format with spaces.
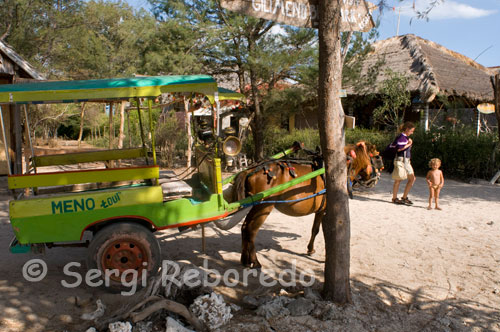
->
xmin=346 ymin=34 xmax=494 ymax=103
xmin=490 ymin=66 xmax=500 ymax=75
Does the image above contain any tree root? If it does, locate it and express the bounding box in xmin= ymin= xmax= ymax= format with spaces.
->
xmin=130 ymin=298 xmax=206 ymax=331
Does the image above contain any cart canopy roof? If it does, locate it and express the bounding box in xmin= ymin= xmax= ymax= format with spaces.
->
xmin=217 ymin=87 xmax=245 ymax=102
xmin=0 ymin=75 xmax=243 ymax=105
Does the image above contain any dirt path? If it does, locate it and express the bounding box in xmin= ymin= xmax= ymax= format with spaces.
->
xmin=0 ymin=173 xmax=499 ymax=331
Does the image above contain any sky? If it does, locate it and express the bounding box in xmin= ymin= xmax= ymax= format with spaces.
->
xmin=374 ymin=0 xmax=500 ymax=68
xmin=126 ymin=0 xmax=500 ymax=68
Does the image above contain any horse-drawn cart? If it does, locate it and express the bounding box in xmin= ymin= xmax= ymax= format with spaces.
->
xmin=1 ymin=75 xmax=352 ymax=288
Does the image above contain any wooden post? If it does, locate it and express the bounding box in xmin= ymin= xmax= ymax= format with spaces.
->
xmin=127 ymin=109 xmax=132 ymax=148
xmin=184 ymin=96 xmax=192 ymax=168
xmin=476 ymin=109 xmax=481 ymax=136
xmin=108 ymin=103 xmax=114 ymax=168
xmin=147 ymin=99 xmax=157 ymax=166
xmin=118 ymin=101 xmax=125 ymax=149
xmin=494 ymin=74 xmax=500 ymax=142
xmin=491 ymin=74 xmax=500 ymax=183
xmin=0 ymin=106 xmax=12 ymax=175
xmin=14 ymin=105 xmax=22 ymax=174
xmin=23 ymin=105 xmax=36 ymax=174
xmin=136 ymin=98 xmax=148 ymax=165
xmin=424 ymin=103 xmax=429 ymax=132
xmin=318 ymin=0 xmax=351 ymax=303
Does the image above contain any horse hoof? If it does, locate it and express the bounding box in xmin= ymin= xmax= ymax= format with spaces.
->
xmin=307 ymin=249 xmax=315 ymax=255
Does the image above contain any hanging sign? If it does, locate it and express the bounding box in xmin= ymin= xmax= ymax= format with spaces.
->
xmin=220 ymin=0 xmax=376 ymax=31
xmin=477 ymin=103 xmax=495 ymax=114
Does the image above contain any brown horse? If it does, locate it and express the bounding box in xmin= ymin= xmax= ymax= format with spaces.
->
xmin=345 ymin=141 xmax=383 ymax=190
xmin=233 ymin=142 xmax=382 ymax=268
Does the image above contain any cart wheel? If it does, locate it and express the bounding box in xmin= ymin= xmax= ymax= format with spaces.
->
xmin=86 ymin=222 xmax=161 ymax=291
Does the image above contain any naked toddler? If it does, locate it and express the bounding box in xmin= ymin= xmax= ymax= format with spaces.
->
xmin=426 ymin=158 xmax=444 ymax=210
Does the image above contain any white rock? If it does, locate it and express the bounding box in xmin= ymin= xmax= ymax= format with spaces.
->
xmin=81 ymin=299 xmax=106 ymax=321
xmin=108 ymin=321 xmax=132 ymax=332
xmin=189 ymin=292 xmax=232 ymax=330
xmin=166 ymin=317 xmax=195 ymax=332
xmin=256 ymin=297 xmax=291 ymax=319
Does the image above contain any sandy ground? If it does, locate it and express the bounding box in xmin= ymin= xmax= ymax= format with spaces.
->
xmin=0 ymin=172 xmax=499 ymax=331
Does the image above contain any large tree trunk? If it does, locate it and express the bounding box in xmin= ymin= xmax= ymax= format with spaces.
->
xmin=248 ymin=39 xmax=264 ymax=161
xmin=318 ymin=0 xmax=351 ymax=304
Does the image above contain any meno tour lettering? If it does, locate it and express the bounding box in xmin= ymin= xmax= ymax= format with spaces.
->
xmin=52 ymin=198 xmax=95 ymax=214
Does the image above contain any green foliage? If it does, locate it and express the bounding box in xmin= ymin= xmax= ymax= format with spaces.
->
xmin=411 ymin=129 xmax=499 ymax=180
xmin=243 ymin=126 xmax=392 ymax=160
xmin=243 ymin=125 xmax=499 ymax=181
xmin=155 ymin=112 xmax=187 ymax=167
xmin=373 ymin=69 xmax=411 ymax=131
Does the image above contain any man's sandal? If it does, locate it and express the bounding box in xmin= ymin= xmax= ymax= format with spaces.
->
xmin=392 ymin=198 xmax=404 ymax=205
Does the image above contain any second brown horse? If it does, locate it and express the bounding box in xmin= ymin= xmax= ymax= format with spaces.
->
xmin=233 ymin=142 xmax=382 ymax=268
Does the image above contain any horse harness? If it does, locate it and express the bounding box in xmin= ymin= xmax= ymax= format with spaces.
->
xmin=241 ymin=149 xmax=327 ymax=210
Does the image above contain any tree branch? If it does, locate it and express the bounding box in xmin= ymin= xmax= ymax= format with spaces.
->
xmin=0 ymin=22 xmax=12 ymax=41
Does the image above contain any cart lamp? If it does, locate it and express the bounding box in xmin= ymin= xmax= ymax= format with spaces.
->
xmin=222 ymin=136 xmax=242 ymax=156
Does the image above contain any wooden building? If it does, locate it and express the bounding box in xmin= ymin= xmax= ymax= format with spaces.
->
xmin=0 ymin=39 xmax=45 ymax=174
xmin=342 ymin=34 xmax=495 ymax=130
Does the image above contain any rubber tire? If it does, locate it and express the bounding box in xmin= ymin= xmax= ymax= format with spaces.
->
xmin=86 ymin=222 xmax=161 ymax=292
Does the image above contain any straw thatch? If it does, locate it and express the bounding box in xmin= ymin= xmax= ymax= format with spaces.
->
xmin=346 ymin=34 xmax=494 ymax=103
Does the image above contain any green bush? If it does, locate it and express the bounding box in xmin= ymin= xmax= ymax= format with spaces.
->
xmin=411 ymin=129 xmax=499 ymax=180
xmin=345 ymin=128 xmax=391 ymax=150
xmin=243 ymin=126 xmax=392 ymax=159
xmin=242 ymin=125 xmax=499 ymax=181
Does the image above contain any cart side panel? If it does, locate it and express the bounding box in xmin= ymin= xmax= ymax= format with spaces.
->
xmin=9 ymin=186 xmax=163 ymax=244
xmin=10 ymin=187 xmax=229 ymax=245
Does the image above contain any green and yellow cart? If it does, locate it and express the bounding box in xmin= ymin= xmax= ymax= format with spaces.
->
xmin=0 ymin=75 xmax=321 ymax=287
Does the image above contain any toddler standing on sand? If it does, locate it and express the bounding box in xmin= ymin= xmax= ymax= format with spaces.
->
xmin=426 ymin=158 xmax=444 ymax=210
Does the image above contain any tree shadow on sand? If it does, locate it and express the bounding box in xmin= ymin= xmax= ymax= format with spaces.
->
xmin=221 ymin=269 xmax=500 ymax=331
xmin=155 ymin=226 xmax=324 ymax=266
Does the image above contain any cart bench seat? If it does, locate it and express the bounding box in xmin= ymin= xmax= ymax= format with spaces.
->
xmin=159 ymin=170 xmax=193 ymax=200
xmin=31 ymin=148 xmax=147 ymax=167
xmin=8 ymin=165 xmax=159 ymax=189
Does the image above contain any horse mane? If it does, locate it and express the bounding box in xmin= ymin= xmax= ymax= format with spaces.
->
xmin=351 ymin=141 xmax=371 ymax=172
